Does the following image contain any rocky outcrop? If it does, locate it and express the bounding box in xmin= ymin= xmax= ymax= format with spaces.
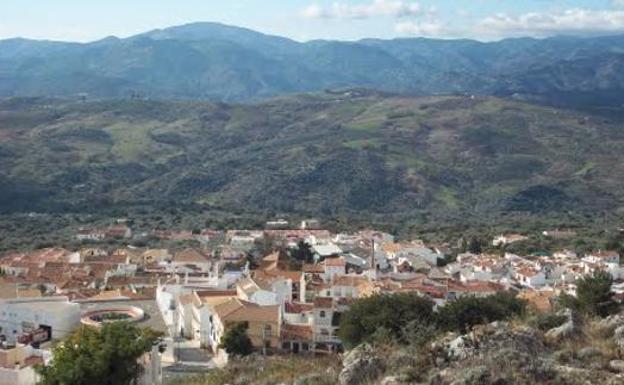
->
xmin=609 ymin=360 xmax=624 ymax=373
xmin=431 ymin=321 xmax=547 ymax=367
xmin=545 ymin=309 xmax=583 ymax=341
xmin=597 ymin=313 xmax=624 ymax=332
xmin=339 ymin=344 xmax=385 ymax=385
xmin=332 ymin=317 xmax=624 ymax=385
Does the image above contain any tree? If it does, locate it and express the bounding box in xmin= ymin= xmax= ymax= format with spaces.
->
xmin=291 ymin=240 xmax=314 ymax=264
xmin=338 ymin=293 xmax=435 ymax=348
xmin=468 ymin=237 xmax=482 ymax=254
xmin=219 ymin=322 xmax=254 ymax=356
xmin=565 ymin=270 xmax=618 ymax=317
xmin=37 ymin=323 xmax=162 ymax=385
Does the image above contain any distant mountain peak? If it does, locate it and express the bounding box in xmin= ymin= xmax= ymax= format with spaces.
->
xmin=140 ymin=21 xmax=295 ymax=45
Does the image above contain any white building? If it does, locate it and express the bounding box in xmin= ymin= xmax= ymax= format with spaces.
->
xmin=493 ymin=234 xmax=529 ymax=247
xmin=0 ymin=343 xmax=50 ymax=385
xmin=0 ymin=297 xmax=81 ymax=342
xmin=514 ymin=267 xmax=546 ymax=288
xmin=313 ymin=243 xmax=343 ymax=260
xmin=137 ymin=344 xmax=163 ymax=385
xmin=583 ymin=251 xmax=620 ymax=265
xmin=236 ymin=277 xmax=280 ymax=306
xmin=155 ymin=275 xmax=227 ymax=336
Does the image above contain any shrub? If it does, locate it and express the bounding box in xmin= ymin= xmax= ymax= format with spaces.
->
xmin=437 ymin=292 xmax=526 ymax=333
xmin=219 ymin=322 xmax=254 ymax=356
xmin=531 ymin=313 xmax=569 ymax=332
xmin=338 ymin=293 xmax=435 ymax=348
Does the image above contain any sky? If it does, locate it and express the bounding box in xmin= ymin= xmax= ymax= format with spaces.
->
xmin=1 ymin=0 xmax=624 ymax=42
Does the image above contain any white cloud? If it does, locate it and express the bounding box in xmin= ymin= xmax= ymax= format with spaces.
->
xmin=395 ymin=20 xmax=446 ymax=37
xmin=480 ymin=8 xmax=624 ymax=37
xmin=301 ymin=0 xmax=422 ymax=19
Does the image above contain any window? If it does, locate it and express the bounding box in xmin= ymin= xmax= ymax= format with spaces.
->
xmin=320 ymin=311 xmax=326 ymax=318
xmin=264 ymin=324 xmax=272 ymax=338
xmin=302 ymin=343 xmax=309 ymax=351
xmin=331 ymin=312 xmax=341 ymax=326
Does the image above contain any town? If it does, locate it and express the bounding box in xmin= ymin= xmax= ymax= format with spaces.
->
xmin=0 ymin=218 xmax=622 ymax=385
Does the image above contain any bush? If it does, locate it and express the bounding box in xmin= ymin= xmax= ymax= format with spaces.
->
xmin=530 ymin=313 xmax=569 ymax=332
xmin=340 ymin=292 xmax=527 ymax=348
xmin=338 ymin=293 xmax=435 ymax=348
xmin=219 ymin=322 xmax=254 ymax=356
xmin=437 ymin=292 xmax=526 ymax=333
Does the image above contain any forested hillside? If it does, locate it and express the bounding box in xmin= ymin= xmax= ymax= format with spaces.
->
xmin=1 ymin=92 xmax=623 ymax=228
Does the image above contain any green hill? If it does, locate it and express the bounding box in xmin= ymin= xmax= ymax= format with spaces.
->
xmin=1 ymin=92 xmax=623 ymax=228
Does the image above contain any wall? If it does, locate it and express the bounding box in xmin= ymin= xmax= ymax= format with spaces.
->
xmin=0 ymin=366 xmax=38 ymax=385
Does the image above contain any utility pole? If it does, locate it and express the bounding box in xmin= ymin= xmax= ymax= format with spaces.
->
xmin=370 ymin=239 xmax=375 ymax=270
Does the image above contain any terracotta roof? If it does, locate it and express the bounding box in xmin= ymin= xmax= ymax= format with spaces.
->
xmin=516 ymin=267 xmax=542 ymax=278
xmin=212 ymin=298 xmax=279 ymax=323
xmin=255 ymin=265 xmax=303 ymax=282
xmin=382 ymin=243 xmax=403 ymax=254
xmin=448 ymin=280 xmax=505 ymax=293
xmin=284 ymin=302 xmax=314 ymax=314
xmin=303 ymin=264 xmax=324 ymax=274
xmin=64 ymin=288 xmax=100 ymax=301
xmin=281 ymin=324 xmax=313 ymax=341
xmin=194 ymin=290 xmax=238 ymax=307
xmin=173 ymin=248 xmax=210 ymax=264
xmin=87 ymin=289 xmax=148 ymax=301
xmin=237 ymin=277 xmax=262 ymax=295
xmin=313 ymin=297 xmax=333 ymax=308
xmin=331 ymin=275 xmax=370 ymax=287
xmin=324 ymin=257 xmax=346 ymax=267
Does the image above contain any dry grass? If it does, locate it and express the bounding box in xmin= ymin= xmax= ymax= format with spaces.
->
xmin=546 ymin=317 xmax=620 ymax=371
xmin=168 ymin=355 xmax=341 ymax=385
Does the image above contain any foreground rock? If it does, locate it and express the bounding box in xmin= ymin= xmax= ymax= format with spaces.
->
xmin=545 ymin=309 xmax=583 ymax=341
xmin=431 ymin=321 xmax=548 ymax=366
xmin=339 ymin=344 xmax=385 ymax=385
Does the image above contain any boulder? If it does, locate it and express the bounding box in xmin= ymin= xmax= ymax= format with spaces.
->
xmin=380 ymin=376 xmax=404 ymax=385
xmin=432 ymin=321 xmax=546 ymax=367
xmin=577 ymin=347 xmax=602 ymax=360
xmin=597 ymin=313 xmax=624 ymax=332
xmin=614 ymin=325 xmax=624 ymax=350
xmin=609 ymin=360 xmax=624 ymax=373
xmin=339 ymin=344 xmax=385 ymax=385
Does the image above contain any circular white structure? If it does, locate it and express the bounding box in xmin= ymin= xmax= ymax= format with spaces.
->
xmin=81 ymin=306 xmax=145 ymax=327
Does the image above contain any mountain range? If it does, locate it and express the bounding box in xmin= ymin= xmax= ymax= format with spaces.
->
xmin=1 ymin=22 xmax=624 ymax=106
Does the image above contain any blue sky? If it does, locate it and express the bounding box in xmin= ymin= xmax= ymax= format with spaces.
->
xmin=1 ymin=0 xmax=624 ymax=42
